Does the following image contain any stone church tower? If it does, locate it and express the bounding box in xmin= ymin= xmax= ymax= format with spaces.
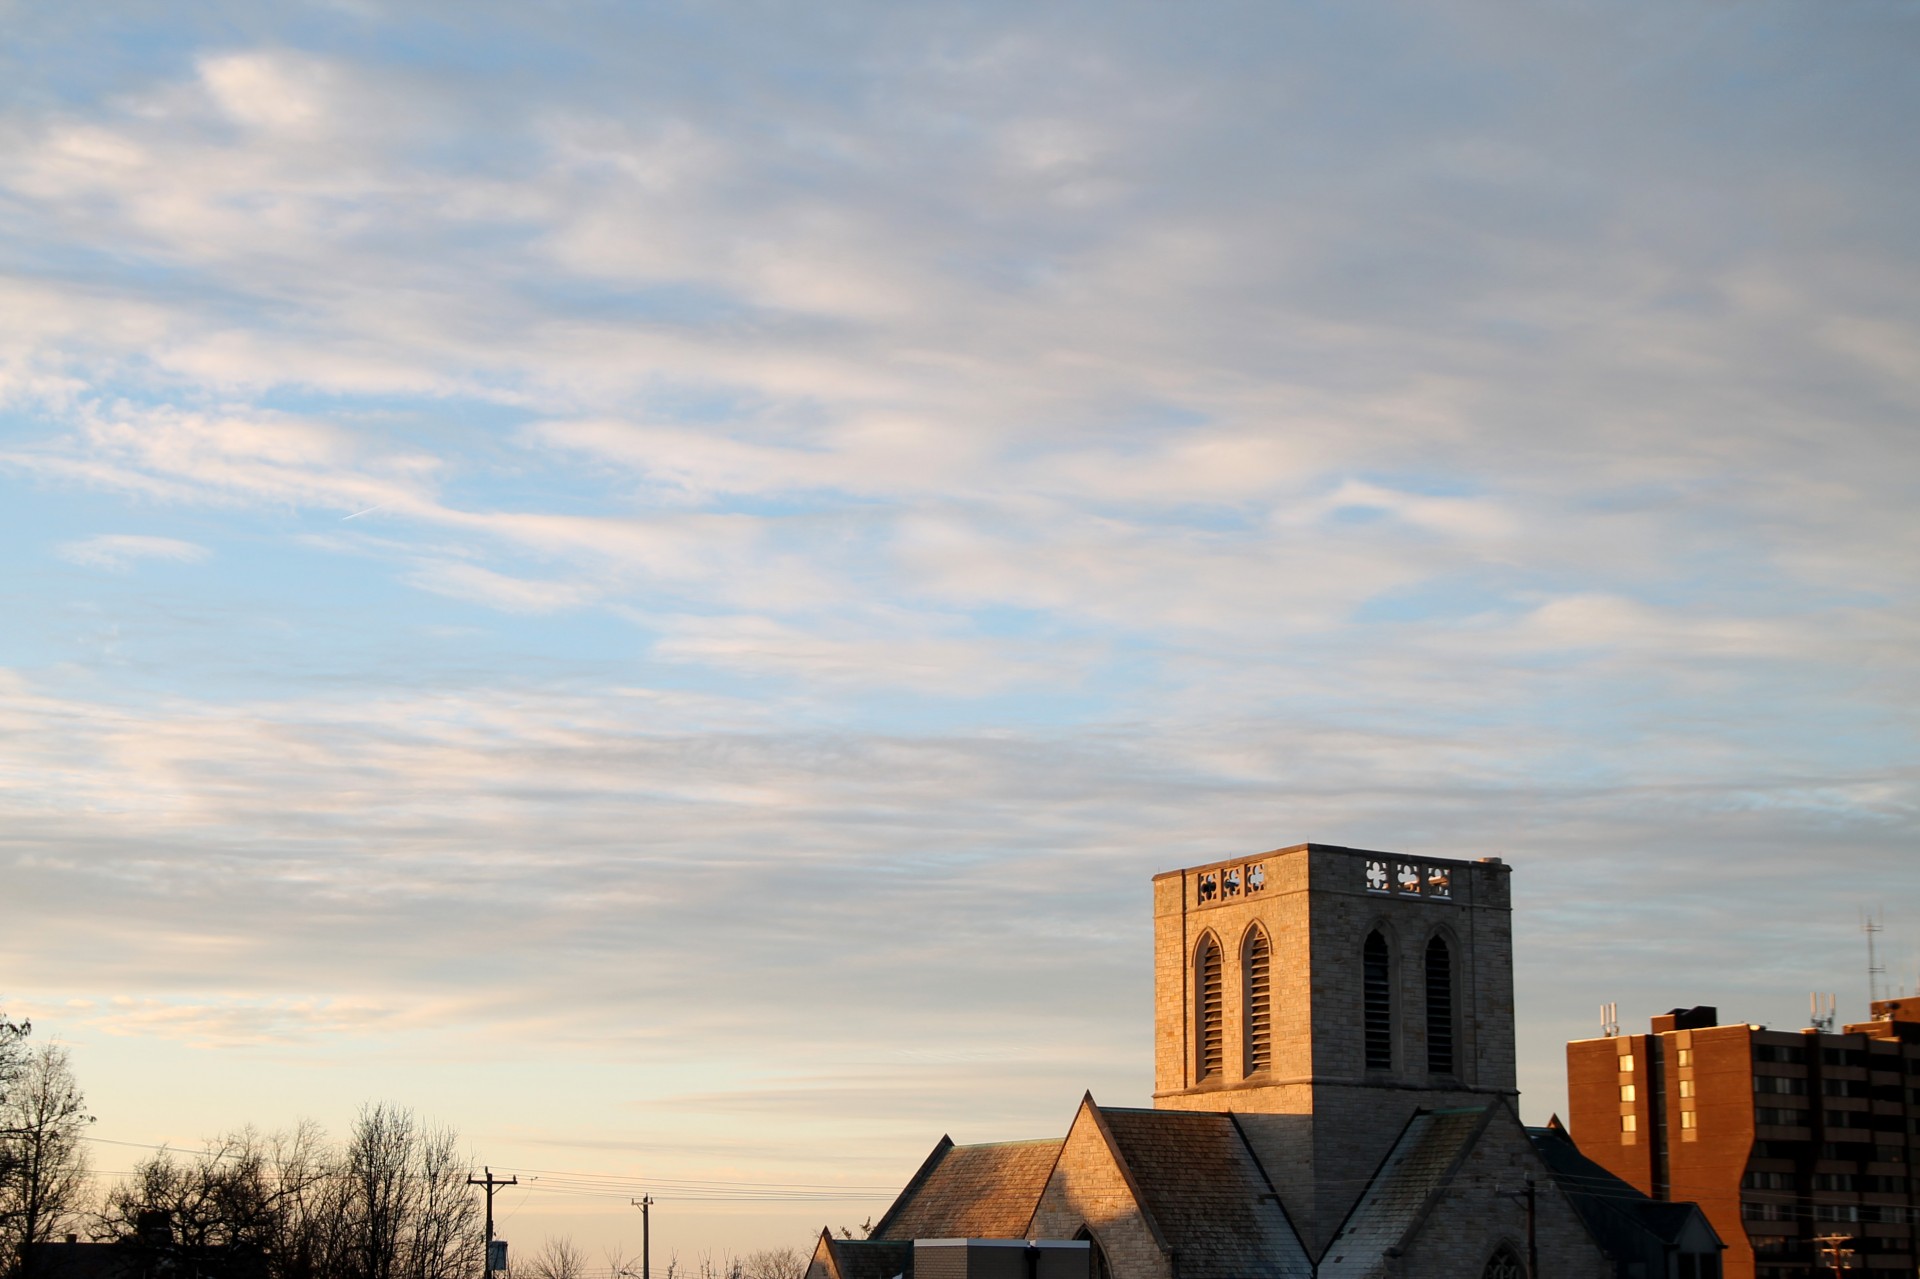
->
xmin=1151 ymin=843 xmax=1518 ymax=1251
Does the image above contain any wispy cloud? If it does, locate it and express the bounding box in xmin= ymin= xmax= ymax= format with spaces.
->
xmin=0 ymin=0 xmax=1914 ymax=1256
xmin=56 ymin=534 xmax=210 ymax=570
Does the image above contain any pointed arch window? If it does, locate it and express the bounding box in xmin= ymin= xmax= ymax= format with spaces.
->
xmin=1073 ymin=1227 xmax=1110 ymax=1279
xmin=1195 ymin=934 xmax=1225 ymax=1081
xmin=1426 ymin=935 xmax=1455 ymax=1075
xmin=1243 ymin=925 xmax=1272 ymax=1076
xmin=1363 ymin=930 xmax=1392 ymax=1071
xmin=1482 ymin=1245 xmax=1522 ymax=1279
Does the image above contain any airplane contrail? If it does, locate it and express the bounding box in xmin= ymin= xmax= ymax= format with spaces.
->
xmin=341 ymin=503 xmax=389 ymax=521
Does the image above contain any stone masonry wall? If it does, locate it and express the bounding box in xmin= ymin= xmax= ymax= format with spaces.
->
xmin=1303 ymin=848 xmax=1517 ymax=1251
xmin=1028 ymin=1105 xmax=1171 ymax=1279
xmin=1387 ymin=1110 xmax=1611 ymax=1279
xmin=1152 ymin=844 xmax=1519 ymax=1253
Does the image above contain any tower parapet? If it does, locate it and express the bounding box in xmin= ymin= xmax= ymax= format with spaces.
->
xmin=1151 ymin=842 xmax=1517 ymax=1250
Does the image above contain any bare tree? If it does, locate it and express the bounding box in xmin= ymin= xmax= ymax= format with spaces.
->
xmin=523 ymin=1237 xmax=587 ymax=1279
xmin=99 ymin=1110 xmax=477 ymax=1279
xmin=337 ymin=1105 xmax=479 ymax=1279
xmin=695 ymin=1251 xmax=733 ymax=1279
xmin=265 ymin=1122 xmax=342 ymax=1279
xmin=98 ymin=1130 xmax=281 ymax=1253
xmin=401 ymin=1122 xmax=477 ymax=1279
xmin=0 ymin=1042 xmax=93 ymax=1276
xmin=738 ymin=1249 xmax=805 ymax=1279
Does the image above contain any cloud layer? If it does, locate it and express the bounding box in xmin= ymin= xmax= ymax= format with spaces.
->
xmin=0 ymin=0 xmax=1916 ymax=1258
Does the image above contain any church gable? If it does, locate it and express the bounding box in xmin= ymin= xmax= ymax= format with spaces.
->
xmin=1028 ymin=1097 xmax=1174 ymax=1279
xmin=1029 ymin=1096 xmax=1312 ymax=1279
xmin=807 ymin=1232 xmax=912 ymax=1279
xmin=1318 ymin=1107 xmax=1493 ymax=1278
xmin=1392 ymin=1104 xmax=1611 ymax=1279
xmin=1322 ymin=1101 xmax=1613 ymax=1279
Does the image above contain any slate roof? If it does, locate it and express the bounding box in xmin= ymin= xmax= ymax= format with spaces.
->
xmin=1317 ymin=1106 xmax=1495 ymax=1279
xmin=1093 ymin=1106 xmax=1313 ymax=1279
xmin=872 ymin=1137 xmax=1065 ymax=1241
xmin=1528 ymin=1121 xmax=1721 ymax=1265
xmin=818 ymin=1237 xmax=914 ymax=1279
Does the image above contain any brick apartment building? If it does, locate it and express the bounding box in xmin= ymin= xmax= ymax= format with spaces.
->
xmin=813 ymin=844 xmax=1720 ymax=1279
xmin=1567 ymin=999 xmax=1920 ymax=1279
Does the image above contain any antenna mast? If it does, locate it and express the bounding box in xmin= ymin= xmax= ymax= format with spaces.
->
xmin=1864 ymin=909 xmax=1886 ymax=1011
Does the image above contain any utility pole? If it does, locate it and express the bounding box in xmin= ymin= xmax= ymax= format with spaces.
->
xmin=1495 ymin=1178 xmax=1538 ymax=1279
xmin=1524 ymin=1175 xmax=1537 ymax=1279
xmin=1813 ymin=1232 xmax=1854 ymax=1279
xmin=468 ymin=1168 xmax=519 ymax=1279
xmin=631 ymin=1196 xmax=653 ymax=1279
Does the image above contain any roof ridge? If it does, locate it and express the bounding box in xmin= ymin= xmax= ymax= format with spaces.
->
xmin=1099 ymin=1104 xmax=1232 ymax=1117
xmin=870 ymin=1135 xmax=954 ymax=1240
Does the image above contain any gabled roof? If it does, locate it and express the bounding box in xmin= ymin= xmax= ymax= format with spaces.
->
xmin=1087 ymin=1102 xmax=1313 ymax=1279
xmin=809 ymin=1231 xmax=914 ymax=1279
xmin=1317 ymin=1105 xmax=1496 ymax=1279
xmin=1528 ymin=1120 xmax=1723 ymax=1259
xmin=871 ymin=1136 xmax=1065 ymax=1241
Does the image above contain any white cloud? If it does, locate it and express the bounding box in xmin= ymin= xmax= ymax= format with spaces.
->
xmin=405 ymin=561 xmax=597 ymax=614
xmin=56 ymin=534 xmax=210 ymax=570
xmin=197 ymin=52 xmax=337 ymax=133
xmin=0 ymin=9 xmax=1914 ymax=1251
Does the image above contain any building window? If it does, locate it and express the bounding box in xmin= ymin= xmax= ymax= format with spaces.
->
xmin=1677 ymin=1048 xmax=1693 ymax=1067
xmin=1620 ymin=1083 xmax=1637 ymax=1101
xmin=1621 ymin=1114 xmax=1637 ymax=1133
xmin=1243 ymin=926 xmax=1272 ymax=1076
xmin=1679 ymin=1079 xmax=1694 ymax=1098
xmin=1073 ymin=1228 xmax=1110 ymax=1279
xmin=1364 ymin=930 xmax=1392 ymax=1071
xmin=1681 ymin=1110 xmax=1698 ymax=1130
xmin=1195 ymin=934 xmax=1224 ymax=1081
xmin=1425 ymin=935 xmax=1454 ymax=1075
xmin=1619 ymin=1054 xmax=1635 ymax=1073
xmin=1482 ymin=1245 xmax=1523 ymax=1279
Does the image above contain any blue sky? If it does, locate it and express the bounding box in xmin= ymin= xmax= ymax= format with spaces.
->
xmin=1 ymin=0 xmax=1917 ymax=1262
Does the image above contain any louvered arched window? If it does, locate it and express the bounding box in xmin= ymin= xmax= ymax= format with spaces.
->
xmin=1363 ymin=929 xmax=1392 ymax=1071
xmin=1425 ymin=934 xmax=1455 ymax=1075
xmin=1242 ymin=925 xmax=1272 ymax=1076
xmin=1195 ymin=933 xmax=1224 ymax=1080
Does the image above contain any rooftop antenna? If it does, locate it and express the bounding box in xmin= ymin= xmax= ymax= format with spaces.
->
xmin=1863 ymin=908 xmax=1886 ymax=1011
xmin=1809 ymin=992 xmax=1836 ymax=1034
xmin=1600 ymin=1002 xmax=1620 ymax=1038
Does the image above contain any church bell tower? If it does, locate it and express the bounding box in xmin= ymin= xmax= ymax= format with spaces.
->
xmin=1151 ymin=843 xmax=1517 ymax=1251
